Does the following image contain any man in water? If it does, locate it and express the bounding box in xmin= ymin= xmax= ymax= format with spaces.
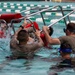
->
xmin=10 ymin=25 xmax=44 ymax=59
xmin=10 ymin=29 xmax=44 ymax=59
xmin=10 ymin=20 xmax=53 ymax=58
xmin=42 ymin=22 xmax=75 ymax=68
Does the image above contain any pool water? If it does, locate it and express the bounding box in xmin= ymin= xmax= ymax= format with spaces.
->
xmin=0 ymin=1 xmax=75 ymax=75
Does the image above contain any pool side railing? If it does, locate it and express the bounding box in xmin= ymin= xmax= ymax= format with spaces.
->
xmin=48 ymin=9 xmax=75 ymax=28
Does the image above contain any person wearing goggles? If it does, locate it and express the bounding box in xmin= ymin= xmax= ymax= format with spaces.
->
xmin=42 ymin=22 xmax=75 ymax=68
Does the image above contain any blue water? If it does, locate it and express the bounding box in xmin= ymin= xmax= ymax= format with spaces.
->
xmin=0 ymin=1 xmax=75 ymax=75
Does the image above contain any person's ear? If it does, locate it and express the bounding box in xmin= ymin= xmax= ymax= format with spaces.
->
xmin=67 ymin=29 xmax=71 ymax=34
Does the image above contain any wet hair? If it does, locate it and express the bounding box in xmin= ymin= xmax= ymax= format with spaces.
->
xmin=67 ymin=22 xmax=75 ymax=33
xmin=49 ymin=27 xmax=53 ymax=36
xmin=17 ymin=30 xmax=29 ymax=42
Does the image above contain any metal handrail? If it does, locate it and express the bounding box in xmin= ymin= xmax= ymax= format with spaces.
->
xmin=10 ymin=5 xmax=57 ymax=33
xmin=20 ymin=5 xmax=69 ymax=25
xmin=11 ymin=5 xmax=67 ymax=23
xmin=48 ymin=10 xmax=75 ymax=28
xmin=40 ymin=5 xmax=67 ymax=25
xmin=24 ymin=5 xmax=63 ymax=18
xmin=0 ymin=19 xmax=6 ymax=24
xmin=10 ymin=5 xmax=74 ymax=33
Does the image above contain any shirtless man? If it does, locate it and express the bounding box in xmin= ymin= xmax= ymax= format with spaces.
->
xmin=10 ymin=26 xmax=44 ymax=59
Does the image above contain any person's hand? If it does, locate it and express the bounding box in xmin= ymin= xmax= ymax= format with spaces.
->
xmin=23 ymin=19 xmax=28 ymax=25
xmin=22 ymin=19 xmax=28 ymax=27
xmin=35 ymin=30 xmax=40 ymax=37
xmin=42 ymin=26 xmax=49 ymax=32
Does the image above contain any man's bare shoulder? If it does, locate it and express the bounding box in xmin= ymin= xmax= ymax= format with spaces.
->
xmin=10 ymin=36 xmax=18 ymax=48
xmin=22 ymin=42 xmax=41 ymax=51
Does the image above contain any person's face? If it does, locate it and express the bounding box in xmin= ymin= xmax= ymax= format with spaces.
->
xmin=1 ymin=23 xmax=6 ymax=30
xmin=60 ymin=51 xmax=66 ymax=58
xmin=63 ymin=28 xmax=69 ymax=35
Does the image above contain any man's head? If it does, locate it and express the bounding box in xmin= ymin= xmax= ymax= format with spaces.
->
xmin=49 ymin=27 xmax=53 ymax=36
xmin=0 ymin=22 xmax=7 ymax=31
xmin=17 ymin=30 xmax=29 ymax=42
xmin=64 ymin=22 xmax=75 ymax=35
xmin=59 ymin=43 xmax=72 ymax=57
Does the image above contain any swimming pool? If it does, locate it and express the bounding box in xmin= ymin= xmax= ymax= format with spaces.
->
xmin=0 ymin=1 xmax=75 ymax=75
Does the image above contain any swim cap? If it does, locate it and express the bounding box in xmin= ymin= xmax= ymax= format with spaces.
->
xmin=59 ymin=43 xmax=72 ymax=53
xmin=59 ymin=48 xmax=72 ymax=53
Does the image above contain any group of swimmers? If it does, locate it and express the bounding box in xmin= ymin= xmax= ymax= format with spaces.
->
xmin=0 ymin=19 xmax=75 ymax=68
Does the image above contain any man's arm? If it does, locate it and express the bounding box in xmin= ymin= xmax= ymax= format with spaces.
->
xmin=42 ymin=26 xmax=61 ymax=45
xmin=24 ymin=30 xmax=44 ymax=52
xmin=35 ymin=30 xmax=44 ymax=47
